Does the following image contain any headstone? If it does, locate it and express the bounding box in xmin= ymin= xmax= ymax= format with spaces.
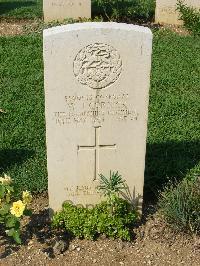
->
xmin=155 ymin=0 xmax=200 ymax=25
xmin=43 ymin=0 xmax=91 ymax=23
xmin=43 ymin=23 xmax=152 ymax=213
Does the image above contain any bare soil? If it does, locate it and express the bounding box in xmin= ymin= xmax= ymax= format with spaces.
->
xmin=157 ymin=23 xmax=190 ymax=36
xmin=0 ymin=19 xmax=190 ymax=37
xmin=0 ymin=193 xmax=199 ymax=266
xmin=0 ymin=19 xmax=40 ymax=36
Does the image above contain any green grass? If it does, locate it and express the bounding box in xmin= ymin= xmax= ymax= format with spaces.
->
xmin=0 ymin=34 xmax=46 ymax=193
xmin=0 ymin=0 xmax=42 ymax=19
xmin=0 ymin=30 xmax=200 ymax=197
xmin=145 ymin=30 xmax=200 ymax=197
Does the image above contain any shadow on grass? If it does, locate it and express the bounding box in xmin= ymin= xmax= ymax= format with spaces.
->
xmin=0 ymin=1 xmax=36 ymax=16
xmin=0 ymin=149 xmax=35 ymax=173
xmin=144 ymin=140 xmax=200 ymax=202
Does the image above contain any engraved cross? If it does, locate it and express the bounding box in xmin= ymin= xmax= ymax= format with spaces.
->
xmin=78 ymin=127 xmax=116 ymax=181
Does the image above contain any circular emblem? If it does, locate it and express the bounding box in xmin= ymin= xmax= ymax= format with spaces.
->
xmin=73 ymin=43 xmax=122 ymax=89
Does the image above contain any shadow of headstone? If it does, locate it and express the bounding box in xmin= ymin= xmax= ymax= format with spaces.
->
xmin=144 ymin=140 xmax=200 ymax=202
xmin=0 ymin=148 xmax=35 ymax=173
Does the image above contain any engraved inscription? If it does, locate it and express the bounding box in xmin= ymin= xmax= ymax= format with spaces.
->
xmin=160 ymin=7 xmax=176 ymax=14
xmin=54 ymin=93 xmax=138 ymax=125
xmin=64 ymin=185 xmax=99 ymax=197
xmin=51 ymin=1 xmax=77 ymax=7
xmin=73 ymin=43 xmax=122 ymax=89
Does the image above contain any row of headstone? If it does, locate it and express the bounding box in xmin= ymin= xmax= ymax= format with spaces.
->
xmin=43 ymin=0 xmax=200 ymax=25
xmin=44 ymin=23 xmax=153 ymax=212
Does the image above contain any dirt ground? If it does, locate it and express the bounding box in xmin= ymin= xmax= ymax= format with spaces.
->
xmin=0 ymin=19 xmax=35 ymax=36
xmin=0 ymin=19 xmax=190 ymax=37
xmin=0 ymin=193 xmax=199 ymax=266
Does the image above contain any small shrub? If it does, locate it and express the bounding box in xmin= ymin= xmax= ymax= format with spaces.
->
xmin=0 ymin=174 xmax=32 ymax=244
xmin=158 ymin=177 xmax=200 ymax=234
xmin=93 ymin=0 xmax=155 ymax=22
xmin=177 ymin=1 xmax=200 ymax=36
xmin=53 ymin=172 xmax=138 ymax=241
xmin=52 ymin=198 xmax=138 ymax=241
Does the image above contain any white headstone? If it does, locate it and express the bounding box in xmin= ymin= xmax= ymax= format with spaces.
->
xmin=43 ymin=23 xmax=152 ymax=212
xmin=43 ymin=0 xmax=91 ymax=22
xmin=155 ymin=0 xmax=200 ymax=25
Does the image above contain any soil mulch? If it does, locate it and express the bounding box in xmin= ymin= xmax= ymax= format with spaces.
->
xmin=0 ymin=19 xmax=190 ymax=37
xmin=0 ymin=193 xmax=199 ymax=266
xmin=0 ymin=19 xmax=40 ymax=36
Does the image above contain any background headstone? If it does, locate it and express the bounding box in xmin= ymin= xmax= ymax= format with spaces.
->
xmin=43 ymin=0 xmax=91 ymax=22
xmin=43 ymin=23 xmax=152 ymax=212
xmin=155 ymin=0 xmax=200 ymax=25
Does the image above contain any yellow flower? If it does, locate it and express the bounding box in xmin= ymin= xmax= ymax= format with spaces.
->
xmin=10 ymin=200 xmax=25 ymax=218
xmin=0 ymin=174 xmax=12 ymax=185
xmin=22 ymin=191 xmax=32 ymax=205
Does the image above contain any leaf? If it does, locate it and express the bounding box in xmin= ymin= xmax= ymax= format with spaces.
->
xmin=6 ymin=216 xmax=17 ymax=228
xmin=6 ymin=186 xmax=14 ymax=192
xmin=6 ymin=228 xmax=15 ymax=236
xmin=7 ymin=228 xmax=22 ymax=244
xmin=14 ymin=220 xmax=20 ymax=230
xmin=0 ymin=204 xmax=10 ymax=215
xmin=6 ymin=194 xmax=11 ymax=203
xmin=0 ymin=186 xmax=5 ymax=198
xmin=4 ymin=203 xmax=11 ymax=211
xmin=13 ymin=230 xmax=21 ymax=244
xmin=6 ymin=218 xmax=15 ymax=228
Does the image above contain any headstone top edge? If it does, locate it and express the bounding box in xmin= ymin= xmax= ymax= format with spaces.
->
xmin=43 ymin=22 xmax=152 ymax=38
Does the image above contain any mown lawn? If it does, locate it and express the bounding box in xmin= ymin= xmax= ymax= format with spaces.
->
xmin=0 ymin=0 xmax=42 ymax=19
xmin=0 ymin=30 xmax=200 ymax=197
xmin=0 ymin=34 xmax=46 ymax=192
xmin=146 ymin=30 xmax=200 ymax=196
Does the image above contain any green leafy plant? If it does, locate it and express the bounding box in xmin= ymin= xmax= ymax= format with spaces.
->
xmin=177 ymin=0 xmax=200 ymax=36
xmin=94 ymin=0 xmax=155 ymax=22
xmin=53 ymin=171 xmax=138 ymax=241
xmin=0 ymin=174 xmax=32 ymax=244
xmin=52 ymin=198 xmax=137 ymax=241
xmin=158 ymin=177 xmax=200 ymax=234
xmin=98 ymin=171 xmax=127 ymax=213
